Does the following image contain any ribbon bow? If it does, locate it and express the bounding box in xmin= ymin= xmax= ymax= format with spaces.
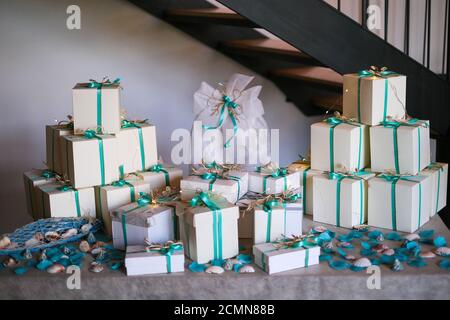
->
xmin=57 ymin=185 xmax=73 ymax=192
xmin=41 ymin=170 xmax=56 ymax=179
xmin=87 ymin=77 xmax=121 ymax=89
xmin=145 ymin=240 xmax=183 ymax=273
xmin=256 ymin=163 xmax=288 ymax=178
xmin=83 ymin=130 xmax=98 ymax=139
xmin=190 ymin=191 xmax=221 ymax=211
xmin=137 ymin=192 xmax=152 ymax=207
xmin=274 ymin=235 xmax=308 ymax=249
xmin=358 ymin=66 xmax=396 ymax=78
xmin=381 ymin=118 xmax=428 ymax=128
xmin=121 ymin=119 xmax=148 ymax=129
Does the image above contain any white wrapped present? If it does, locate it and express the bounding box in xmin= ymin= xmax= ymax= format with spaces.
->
xmin=248 ymin=162 xmax=300 ymax=195
xmin=45 ymin=124 xmax=72 ymax=174
xmin=342 ymin=67 xmax=406 ymax=125
xmin=368 ymin=173 xmax=432 ymax=233
xmin=421 ymin=163 xmax=448 ymax=216
xmin=137 ymin=164 xmax=183 ymax=191
xmin=23 ymin=169 xmax=58 ymax=219
xmin=311 ymin=117 xmax=369 ymax=173
xmin=370 ymin=119 xmax=430 ymax=175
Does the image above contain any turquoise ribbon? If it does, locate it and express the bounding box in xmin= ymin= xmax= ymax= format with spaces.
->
xmin=256 ymin=166 xmax=288 ymax=195
xmin=149 ymin=243 xmax=183 ymax=273
xmin=87 ymin=78 xmax=121 ymax=134
xmin=121 ymin=119 xmax=146 ymax=171
xmin=262 ymin=199 xmax=280 ymax=243
xmin=121 ymin=192 xmax=152 ymax=248
xmin=196 ymin=172 xmax=241 ymax=201
xmin=427 ymin=163 xmax=445 ymax=215
xmin=57 ymin=185 xmax=81 ymax=217
xmin=302 ymin=167 xmax=310 ymax=213
xmin=149 ymin=164 xmax=170 ymax=186
xmin=84 ymin=130 xmax=106 ymax=185
xmin=202 ymin=95 xmax=239 ymax=148
xmin=112 ymin=165 xmax=136 ymax=202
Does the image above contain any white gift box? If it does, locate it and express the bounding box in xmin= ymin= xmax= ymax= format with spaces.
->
xmin=370 ymin=120 xmax=430 ymax=175
xmin=287 ymin=162 xmax=322 ymax=215
xmin=343 ymin=72 xmax=406 ymax=125
xmin=421 ymin=163 xmax=448 ymax=216
xmin=72 ymin=82 xmax=121 ymax=134
xmin=311 ymin=120 xmax=370 ymax=173
xmin=61 ymin=134 xmax=119 ymax=188
xmin=23 ymin=170 xmax=57 ymax=219
xmin=248 ymin=171 xmax=300 ymax=195
xmin=35 ymin=183 xmax=96 ymax=219
xmin=180 ymin=171 xmax=248 ymax=204
xmin=116 ymin=123 xmax=158 ymax=174
xmin=137 ymin=165 xmax=184 ymax=191
xmin=111 ymin=202 xmax=176 ymax=250
xmin=313 ymin=172 xmax=375 ymax=229
xmin=253 ymin=242 xmax=320 ymax=274
xmin=97 ymin=179 xmax=151 ymax=235
xmin=45 ymin=125 xmax=72 ymax=175
xmin=125 ymin=244 xmax=185 ymax=276
xmin=176 ymin=195 xmax=239 ymax=264
xmin=368 ymin=174 xmax=432 ymax=233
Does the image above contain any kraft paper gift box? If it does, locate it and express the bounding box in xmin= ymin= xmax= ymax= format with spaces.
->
xmin=236 ymin=196 xmax=254 ymax=238
xmin=61 ymin=133 xmax=119 ymax=188
xmin=313 ymin=172 xmax=375 ymax=229
xmin=23 ymin=169 xmax=57 ymax=219
xmin=116 ymin=122 xmax=158 ymax=174
xmin=368 ymin=174 xmax=432 ymax=233
xmin=253 ymin=242 xmax=320 ymax=275
xmin=421 ymin=163 xmax=448 ymax=216
xmin=370 ymin=119 xmax=430 ymax=175
xmin=180 ymin=171 xmax=248 ymax=204
xmin=342 ymin=70 xmax=406 ymax=125
xmin=35 ymin=183 xmax=96 ymax=219
xmin=72 ymin=80 xmax=121 ymax=134
xmin=138 ymin=164 xmax=184 ymax=191
xmin=311 ymin=118 xmax=370 ymax=173
xmin=248 ymin=166 xmax=300 ymax=195
xmin=125 ymin=243 xmax=185 ymax=276
xmin=176 ymin=193 xmax=239 ymax=264
xmin=111 ymin=200 xmax=176 ymax=250
xmin=45 ymin=124 xmax=72 ymax=174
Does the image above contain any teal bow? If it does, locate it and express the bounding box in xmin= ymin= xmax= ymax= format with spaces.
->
xmin=148 ymin=164 xmax=170 ymax=186
xmin=147 ymin=242 xmax=183 ymax=273
xmin=121 ymin=119 xmax=147 ymax=171
xmin=256 ymin=166 xmax=289 ymax=195
xmin=83 ymin=130 xmax=106 ymax=185
xmin=41 ymin=170 xmax=56 ymax=179
xmin=57 ymin=185 xmax=81 ymax=217
xmin=204 ymin=161 xmax=221 ymax=170
xmin=112 ymin=165 xmax=136 ymax=202
xmin=262 ymin=199 xmax=280 ymax=243
xmin=137 ymin=192 xmax=152 ymax=207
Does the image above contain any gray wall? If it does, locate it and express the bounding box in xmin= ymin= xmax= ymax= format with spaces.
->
xmin=0 ymin=0 xmax=317 ymax=233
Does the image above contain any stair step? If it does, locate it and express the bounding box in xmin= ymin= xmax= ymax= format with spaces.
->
xmin=271 ymin=67 xmax=343 ymax=88
xmin=165 ymin=8 xmax=258 ymax=27
xmin=312 ymin=95 xmax=343 ymax=112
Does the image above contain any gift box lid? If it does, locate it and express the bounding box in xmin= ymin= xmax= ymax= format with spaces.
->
xmin=253 ymin=242 xmax=320 ymax=260
xmin=181 ymin=174 xmax=240 ymax=189
xmin=73 ymin=83 xmax=120 ymax=90
xmin=120 ymin=122 xmax=154 ymax=132
xmin=63 ymin=133 xmax=116 ymax=143
xmin=24 ymin=169 xmax=58 ymax=184
xmin=125 ymin=245 xmax=184 ymax=267
xmin=46 ymin=124 xmax=73 ymax=133
xmin=373 ymin=174 xmax=428 ymax=186
xmin=373 ymin=119 xmax=430 ymax=130
xmin=100 ymin=178 xmax=148 ymax=193
xmin=110 ymin=203 xmax=173 ymax=227
xmin=137 ymin=165 xmax=183 ymax=177
xmin=344 ymin=72 xmax=404 ymax=80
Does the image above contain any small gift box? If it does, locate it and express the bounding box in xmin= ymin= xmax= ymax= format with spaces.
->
xmin=313 ymin=171 xmax=375 ymax=229
xmin=35 ymin=183 xmax=96 ymax=219
xmin=110 ymin=194 xmax=176 ymax=250
xmin=311 ymin=117 xmax=370 ymax=173
xmin=342 ymin=67 xmax=406 ymax=126
xmin=138 ymin=164 xmax=183 ymax=191
xmin=253 ymin=239 xmax=320 ymax=274
xmin=46 ymin=124 xmax=72 ymax=175
xmin=117 ymin=120 xmax=158 ymax=174
xmin=176 ymin=192 xmax=239 ymax=264
xmin=248 ymin=162 xmax=300 ymax=195
xmin=368 ymin=174 xmax=432 ymax=233
xmin=23 ymin=170 xmax=58 ymax=219
xmin=370 ymin=119 xmax=430 ymax=175
xmin=421 ymin=163 xmax=448 ymax=216
xmin=61 ymin=131 xmax=119 ymax=188
xmin=125 ymin=241 xmax=185 ymax=276
xmin=72 ymin=78 xmax=122 ymax=134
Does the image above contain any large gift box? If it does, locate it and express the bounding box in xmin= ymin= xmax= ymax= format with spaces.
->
xmin=342 ymin=68 xmax=406 ymax=125
xmin=248 ymin=163 xmax=300 ymax=195
xmin=72 ymin=79 xmax=121 ymax=134
xmin=253 ymin=240 xmax=320 ymax=274
xmin=35 ymin=183 xmax=96 ymax=219
xmin=176 ymin=192 xmax=239 ymax=264
xmin=46 ymin=124 xmax=72 ymax=174
xmin=110 ymin=197 xmax=176 ymax=250
xmin=137 ymin=164 xmax=183 ymax=191
xmin=116 ymin=121 xmax=158 ymax=174
xmin=368 ymin=174 xmax=432 ymax=233
xmin=313 ymin=172 xmax=375 ymax=229
xmin=311 ymin=118 xmax=369 ymax=173
xmin=61 ymin=132 xmax=119 ymax=188
xmin=23 ymin=170 xmax=57 ymax=219
xmin=370 ymin=119 xmax=430 ymax=175
xmin=421 ymin=163 xmax=448 ymax=216
xmin=125 ymin=242 xmax=185 ymax=276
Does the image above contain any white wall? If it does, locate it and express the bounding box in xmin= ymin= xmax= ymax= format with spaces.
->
xmin=0 ymin=0 xmax=317 ymax=233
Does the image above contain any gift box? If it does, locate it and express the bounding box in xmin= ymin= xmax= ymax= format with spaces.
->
xmin=236 ymin=196 xmax=254 ymax=238
xmin=125 ymin=243 xmax=185 ymax=276
xmin=421 ymin=163 xmax=448 ymax=216
xmin=111 ymin=198 xmax=176 ymax=250
xmin=23 ymin=170 xmax=58 ymax=219
xmin=311 ymin=118 xmax=370 ymax=173
xmin=116 ymin=121 xmax=158 ymax=174
xmin=180 ymin=171 xmax=248 ymax=204
xmin=370 ymin=119 xmax=430 ymax=175
xmin=72 ymin=79 xmax=121 ymax=134
xmin=61 ymin=132 xmax=119 ymax=188
xmin=35 ymin=183 xmax=96 ymax=219
xmin=287 ymin=162 xmax=322 ymax=215
xmin=313 ymin=172 xmax=375 ymax=229
xmin=253 ymin=241 xmax=320 ymax=274
xmin=45 ymin=124 xmax=72 ymax=174
xmin=342 ymin=69 xmax=406 ymax=125
xmin=248 ymin=164 xmax=300 ymax=195
xmin=137 ymin=164 xmax=184 ymax=191
xmin=368 ymin=174 xmax=432 ymax=233
xmin=176 ymin=193 xmax=239 ymax=264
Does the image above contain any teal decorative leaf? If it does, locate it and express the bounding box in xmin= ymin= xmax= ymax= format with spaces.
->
xmin=188 ymin=262 xmax=207 ymax=273
xmin=418 ymin=229 xmax=434 ymax=239
xmin=438 ymin=260 xmax=450 ymax=270
xmin=14 ymin=266 xmax=28 ymax=275
xmin=386 ymin=232 xmax=403 ymax=241
xmin=368 ymin=230 xmax=383 ymax=239
xmin=319 ymin=254 xmax=332 ymax=262
xmin=408 ymin=258 xmax=427 ymax=268
xmin=329 ymin=260 xmax=350 ymax=271
xmin=433 ymin=236 xmax=447 ymax=248
xmin=236 ymin=254 xmax=253 ymax=264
